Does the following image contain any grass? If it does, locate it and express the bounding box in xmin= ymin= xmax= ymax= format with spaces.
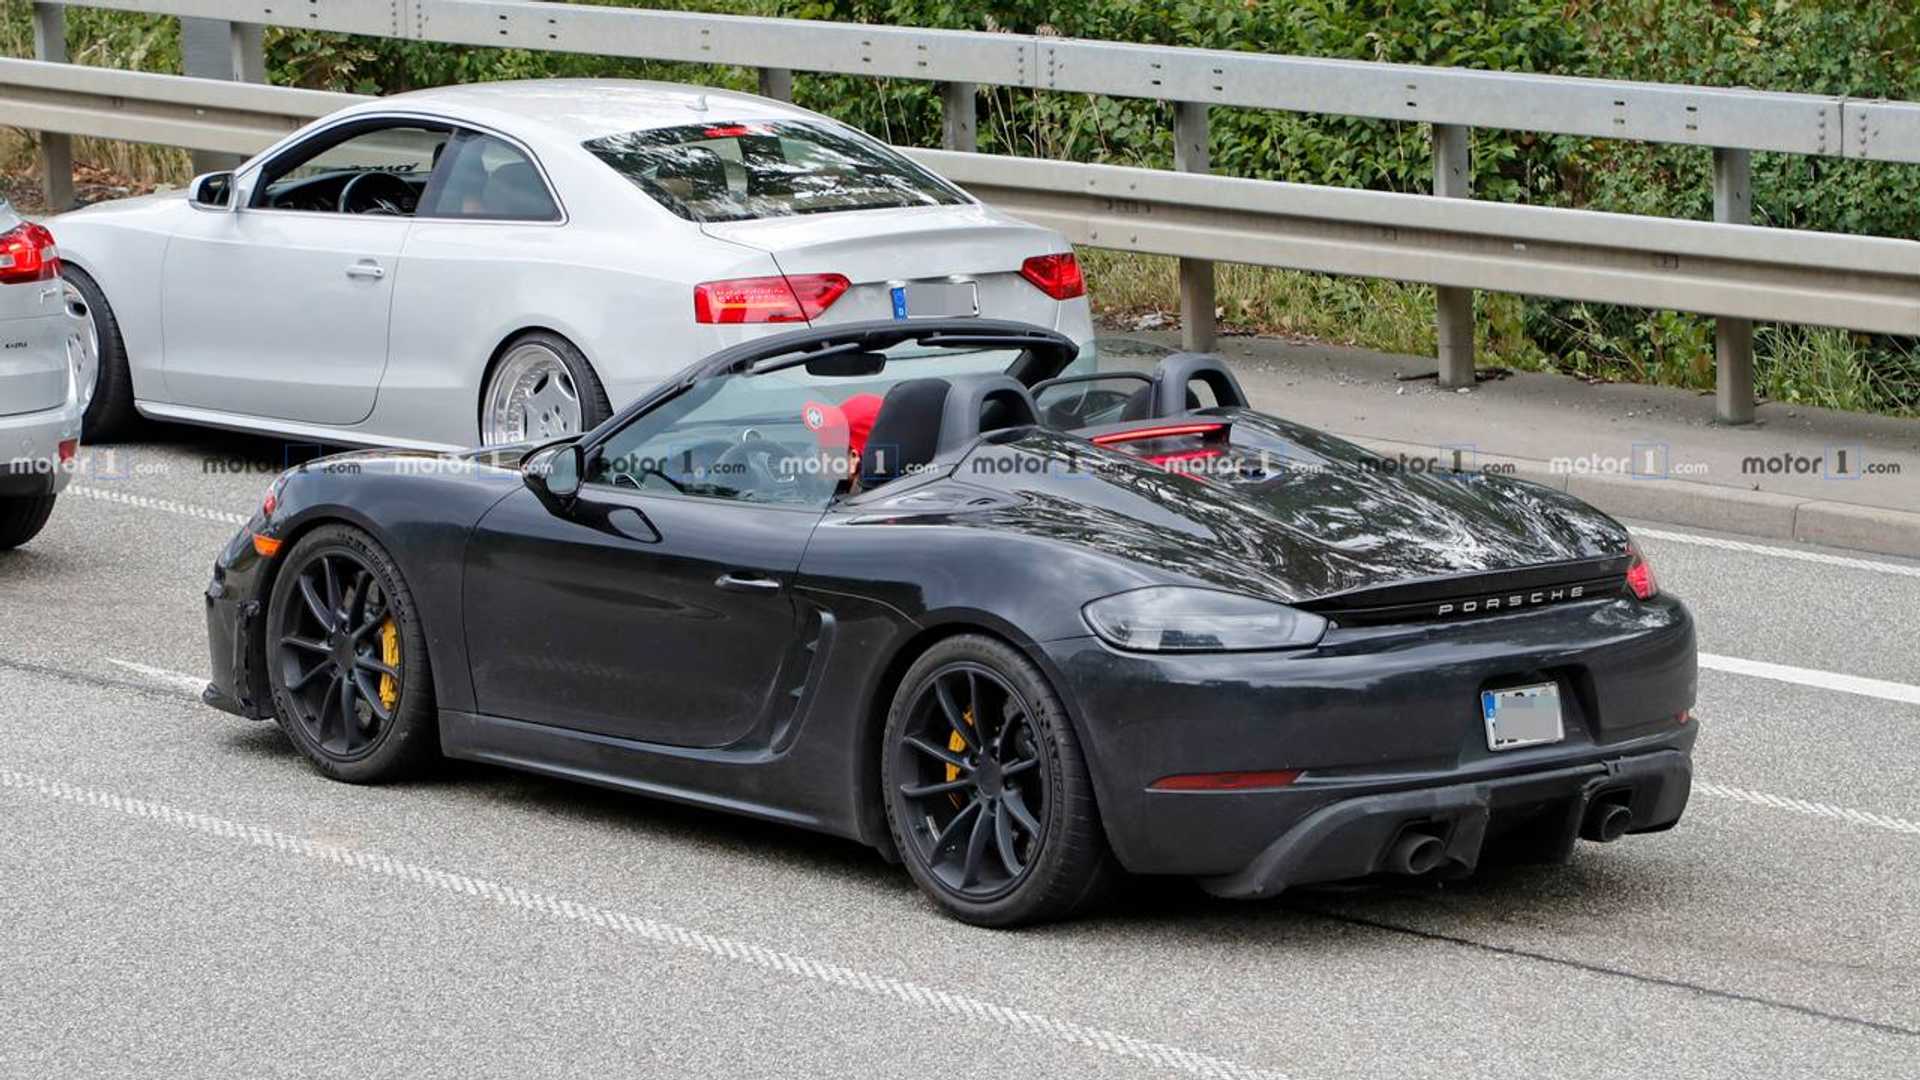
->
xmin=1080 ymin=249 xmax=1547 ymax=370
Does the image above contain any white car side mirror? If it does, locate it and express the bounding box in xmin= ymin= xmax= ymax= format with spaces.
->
xmin=186 ymin=171 xmax=236 ymax=212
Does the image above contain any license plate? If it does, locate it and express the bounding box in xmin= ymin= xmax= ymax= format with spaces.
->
xmin=890 ymin=281 xmax=979 ymax=320
xmin=1482 ymin=683 xmax=1565 ymax=751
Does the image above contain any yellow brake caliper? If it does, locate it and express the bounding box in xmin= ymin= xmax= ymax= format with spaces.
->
xmin=945 ymin=708 xmax=974 ymax=807
xmin=377 ymin=618 xmax=400 ymax=710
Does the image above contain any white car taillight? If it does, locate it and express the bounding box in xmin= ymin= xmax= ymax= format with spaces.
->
xmin=693 ymin=273 xmax=850 ymax=324
xmin=1019 ymin=252 xmax=1085 ymax=300
xmin=0 ymin=221 xmax=59 ymax=285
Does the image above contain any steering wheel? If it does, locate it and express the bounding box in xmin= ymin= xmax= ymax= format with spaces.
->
xmin=338 ymin=171 xmax=416 ymax=216
xmin=710 ymin=435 xmax=811 ymax=501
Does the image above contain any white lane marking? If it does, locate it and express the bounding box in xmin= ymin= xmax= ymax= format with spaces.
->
xmin=66 ymin=484 xmax=249 ymax=526
xmin=1633 ymin=527 xmax=1920 ymax=579
xmin=0 ymin=768 xmax=1291 ymax=1080
xmin=105 ymin=658 xmax=207 ymax=696
xmin=1695 ymin=782 xmax=1920 ymax=837
xmin=1698 ymin=653 xmax=1920 ymax=707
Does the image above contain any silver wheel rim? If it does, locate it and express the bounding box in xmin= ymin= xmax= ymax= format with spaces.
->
xmin=64 ymin=283 xmax=99 ymax=412
xmin=481 ymin=343 xmax=582 ymax=446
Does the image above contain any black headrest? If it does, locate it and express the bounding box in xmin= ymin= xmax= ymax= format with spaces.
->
xmin=861 ymin=378 xmax=950 ymax=488
xmin=1149 ymin=353 xmax=1249 ymax=416
xmin=1120 ymin=383 xmax=1201 ymax=422
xmin=858 ymin=374 xmax=1042 ymax=489
xmin=937 ymin=373 xmax=1039 ymax=454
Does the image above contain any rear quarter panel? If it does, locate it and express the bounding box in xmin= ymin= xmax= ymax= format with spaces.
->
xmin=52 ymin=194 xmax=182 ymax=403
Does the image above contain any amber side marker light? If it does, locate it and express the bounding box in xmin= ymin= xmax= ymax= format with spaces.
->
xmin=251 ymin=534 xmax=282 ymax=558
xmin=1149 ymin=769 xmax=1303 ymax=792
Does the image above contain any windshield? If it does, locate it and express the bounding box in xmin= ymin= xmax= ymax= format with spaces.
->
xmin=583 ymin=119 xmax=970 ymax=223
xmin=587 ymin=342 xmax=1033 ymax=504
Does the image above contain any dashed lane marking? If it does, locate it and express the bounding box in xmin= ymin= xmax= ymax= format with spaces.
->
xmin=0 ymin=767 xmax=1292 ymax=1080
xmin=1694 ymin=782 xmax=1920 ymax=837
xmin=66 ymin=485 xmax=249 ymax=526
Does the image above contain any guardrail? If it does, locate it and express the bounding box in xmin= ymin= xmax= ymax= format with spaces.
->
xmin=18 ymin=0 xmax=1920 ymax=422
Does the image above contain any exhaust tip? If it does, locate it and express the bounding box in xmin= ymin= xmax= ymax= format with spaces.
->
xmin=1385 ymin=831 xmax=1446 ymax=876
xmin=1582 ymin=802 xmax=1633 ymax=843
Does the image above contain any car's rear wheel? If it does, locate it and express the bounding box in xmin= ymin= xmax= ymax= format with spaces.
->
xmin=266 ymin=524 xmax=437 ymax=783
xmin=479 ymin=331 xmax=611 ymax=447
xmin=0 ymin=496 xmax=56 ymax=551
xmin=61 ymin=267 xmax=139 ymax=442
xmin=882 ymin=634 xmax=1117 ymax=927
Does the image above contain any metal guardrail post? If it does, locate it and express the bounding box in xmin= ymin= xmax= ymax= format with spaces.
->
xmin=1714 ymin=147 xmax=1757 ymax=424
xmin=940 ymin=82 xmax=977 ymax=151
xmin=30 ymin=3 xmax=74 ymax=211
xmin=1433 ymin=123 xmax=1475 ymax=387
xmin=181 ymin=16 xmax=266 ymax=174
xmin=757 ymin=67 xmax=793 ymax=102
xmin=1174 ymin=101 xmax=1216 ymax=352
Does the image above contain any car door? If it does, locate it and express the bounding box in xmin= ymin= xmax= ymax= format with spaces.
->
xmin=462 ymin=375 xmax=832 ymax=747
xmin=160 ymin=118 xmax=452 ymax=426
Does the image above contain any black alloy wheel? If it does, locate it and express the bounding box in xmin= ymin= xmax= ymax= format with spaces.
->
xmin=882 ymin=635 xmax=1116 ymax=927
xmin=266 ymin=525 xmax=436 ymax=782
xmin=894 ymin=662 xmax=1046 ymax=898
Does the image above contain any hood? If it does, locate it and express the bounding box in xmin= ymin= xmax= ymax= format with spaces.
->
xmin=943 ymin=420 xmax=1628 ymax=605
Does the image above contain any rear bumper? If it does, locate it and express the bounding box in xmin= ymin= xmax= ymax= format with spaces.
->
xmin=0 ymin=397 xmax=81 ymax=498
xmin=1196 ymin=744 xmax=1692 ymax=898
xmin=1043 ymin=593 xmax=1698 ymax=881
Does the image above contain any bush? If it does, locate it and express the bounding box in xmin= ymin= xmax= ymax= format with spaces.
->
xmin=5 ymin=0 xmax=1917 ymax=414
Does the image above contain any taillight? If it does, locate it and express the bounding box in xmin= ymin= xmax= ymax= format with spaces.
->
xmin=1019 ymin=252 xmax=1085 ymax=300
xmin=1626 ymin=541 xmax=1658 ymax=600
xmin=0 ymin=221 xmax=59 ymax=285
xmin=57 ymin=439 xmax=78 ymax=464
xmin=694 ymin=273 xmax=849 ymax=324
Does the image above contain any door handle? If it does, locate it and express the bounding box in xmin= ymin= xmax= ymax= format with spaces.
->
xmin=345 ymin=261 xmax=386 ymax=280
xmin=714 ymin=573 xmax=781 ymax=594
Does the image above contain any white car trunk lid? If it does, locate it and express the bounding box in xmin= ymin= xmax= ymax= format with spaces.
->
xmin=701 ymin=204 xmax=1067 ymax=328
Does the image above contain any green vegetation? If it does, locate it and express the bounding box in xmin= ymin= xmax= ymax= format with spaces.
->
xmin=4 ymin=0 xmax=1918 ymax=415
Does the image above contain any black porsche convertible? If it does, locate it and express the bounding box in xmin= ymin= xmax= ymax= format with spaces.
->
xmin=204 ymin=318 xmax=1697 ymax=926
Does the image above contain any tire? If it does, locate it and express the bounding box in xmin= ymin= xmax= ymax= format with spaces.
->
xmin=478 ymin=330 xmax=612 ymax=447
xmin=882 ymin=634 xmax=1119 ymax=927
xmin=265 ymin=523 xmax=438 ymax=783
xmin=0 ymin=496 xmax=56 ymax=551
xmin=61 ymin=266 xmax=139 ymax=442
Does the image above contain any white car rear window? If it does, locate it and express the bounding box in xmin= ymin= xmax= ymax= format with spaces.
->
xmin=584 ymin=120 xmax=968 ymax=223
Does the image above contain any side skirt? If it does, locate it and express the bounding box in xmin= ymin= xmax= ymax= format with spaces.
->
xmin=438 ymin=709 xmax=850 ymax=838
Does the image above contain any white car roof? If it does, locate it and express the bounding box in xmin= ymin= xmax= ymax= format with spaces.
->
xmin=373 ymin=79 xmax=826 ymax=141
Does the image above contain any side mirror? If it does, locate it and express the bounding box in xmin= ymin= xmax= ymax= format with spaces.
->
xmin=186 ymin=171 xmax=235 ymax=211
xmin=523 ymin=441 xmax=584 ymax=513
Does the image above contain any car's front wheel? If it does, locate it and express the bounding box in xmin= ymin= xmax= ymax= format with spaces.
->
xmin=265 ymin=523 xmax=437 ymax=782
xmin=478 ymin=331 xmax=611 ymax=447
xmin=0 ymin=496 xmax=56 ymax=550
xmin=882 ymin=634 xmax=1117 ymax=927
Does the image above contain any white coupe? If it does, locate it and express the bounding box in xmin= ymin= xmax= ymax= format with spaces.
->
xmin=52 ymin=79 xmax=1093 ymax=449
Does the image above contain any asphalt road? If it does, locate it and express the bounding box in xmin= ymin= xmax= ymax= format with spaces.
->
xmin=2 ymin=428 xmax=1916 ymax=1080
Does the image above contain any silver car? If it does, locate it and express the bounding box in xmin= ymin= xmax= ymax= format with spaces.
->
xmin=0 ymin=203 xmax=89 ymax=550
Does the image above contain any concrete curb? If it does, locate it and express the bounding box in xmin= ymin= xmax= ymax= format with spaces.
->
xmin=1346 ymin=435 xmax=1920 ymax=560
